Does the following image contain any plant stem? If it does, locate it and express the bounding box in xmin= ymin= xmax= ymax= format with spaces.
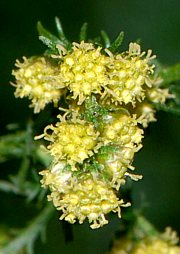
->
xmin=2 ymin=204 xmax=54 ymax=254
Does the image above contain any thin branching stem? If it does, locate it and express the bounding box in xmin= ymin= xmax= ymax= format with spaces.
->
xmin=2 ymin=204 xmax=55 ymax=254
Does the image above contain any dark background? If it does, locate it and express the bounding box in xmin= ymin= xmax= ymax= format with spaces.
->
xmin=0 ymin=0 xmax=180 ymax=253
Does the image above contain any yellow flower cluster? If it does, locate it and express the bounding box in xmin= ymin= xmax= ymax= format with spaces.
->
xmin=41 ymin=166 xmax=129 ymax=229
xmin=101 ymin=113 xmax=143 ymax=148
xmin=109 ymin=238 xmax=180 ymax=254
xmin=109 ymin=228 xmax=180 ymax=254
xmin=136 ymin=77 xmax=172 ymax=127
xmin=104 ymin=43 xmax=155 ymax=105
xmin=96 ymin=111 xmax=143 ymax=188
xmin=135 ymin=102 xmax=157 ymax=128
xmin=132 ymin=239 xmax=180 ymax=254
xmin=37 ymin=110 xmax=141 ymax=227
xmin=57 ymin=41 xmax=110 ymax=105
xmin=12 ymin=42 xmax=170 ymax=120
xmin=12 ymin=57 xmax=63 ymax=113
xmin=12 ymin=39 xmax=171 ymax=228
xmin=97 ymin=146 xmax=138 ymax=189
xmin=41 ymin=116 xmax=100 ymax=167
xmin=56 ymin=41 xmax=156 ymax=107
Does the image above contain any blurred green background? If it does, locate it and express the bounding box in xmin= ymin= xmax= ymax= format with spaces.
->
xmin=0 ymin=0 xmax=180 ymax=253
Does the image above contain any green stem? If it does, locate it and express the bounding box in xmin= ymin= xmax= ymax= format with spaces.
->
xmin=17 ymin=156 xmax=30 ymax=187
xmin=17 ymin=120 xmax=33 ymax=187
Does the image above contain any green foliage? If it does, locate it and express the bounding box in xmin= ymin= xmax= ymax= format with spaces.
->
xmin=160 ymin=63 xmax=180 ymax=85
xmin=108 ymin=31 xmax=124 ymax=53
xmin=0 ymin=131 xmax=27 ymax=162
xmin=81 ymin=95 xmax=109 ymax=130
xmin=79 ymin=22 xmax=88 ymax=41
xmin=37 ymin=17 xmax=71 ymax=55
xmin=97 ymin=145 xmax=118 ymax=159
xmin=100 ymin=30 xmax=111 ymax=48
xmin=0 ymin=121 xmax=53 ymax=253
xmin=37 ymin=17 xmax=124 ymax=54
xmin=154 ymin=64 xmax=180 ymax=115
xmin=2 ymin=204 xmax=54 ymax=254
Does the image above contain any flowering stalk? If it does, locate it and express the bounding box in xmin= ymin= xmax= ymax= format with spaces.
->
xmin=11 ymin=18 xmax=175 ymax=229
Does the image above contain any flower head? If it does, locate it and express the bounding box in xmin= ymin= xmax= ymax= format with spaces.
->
xmin=42 ymin=115 xmax=100 ymax=166
xmin=101 ymin=112 xmax=143 ymax=149
xmin=12 ymin=57 xmax=64 ymax=113
xmin=135 ymin=102 xmax=157 ymax=128
xmin=57 ymin=41 xmax=110 ymax=104
xmin=109 ymin=238 xmax=180 ymax=254
xmin=146 ymin=87 xmax=172 ymax=104
xmin=40 ymin=161 xmax=73 ymax=193
xmin=108 ymin=227 xmax=180 ymax=254
xmin=103 ymin=43 xmax=155 ymax=106
xmin=145 ymin=76 xmax=172 ymax=104
xmin=132 ymin=238 xmax=180 ymax=254
xmin=41 ymin=169 xmax=129 ymax=229
xmin=97 ymin=145 xmax=136 ymax=189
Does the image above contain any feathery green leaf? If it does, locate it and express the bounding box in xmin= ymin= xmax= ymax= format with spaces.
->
xmin=101 ymin=30 xmax=111 ymax=48
xmin=109 ymin=31 xmax=124 ymax=52
xmin=79 ymin=22 xmax=88 ymax=41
